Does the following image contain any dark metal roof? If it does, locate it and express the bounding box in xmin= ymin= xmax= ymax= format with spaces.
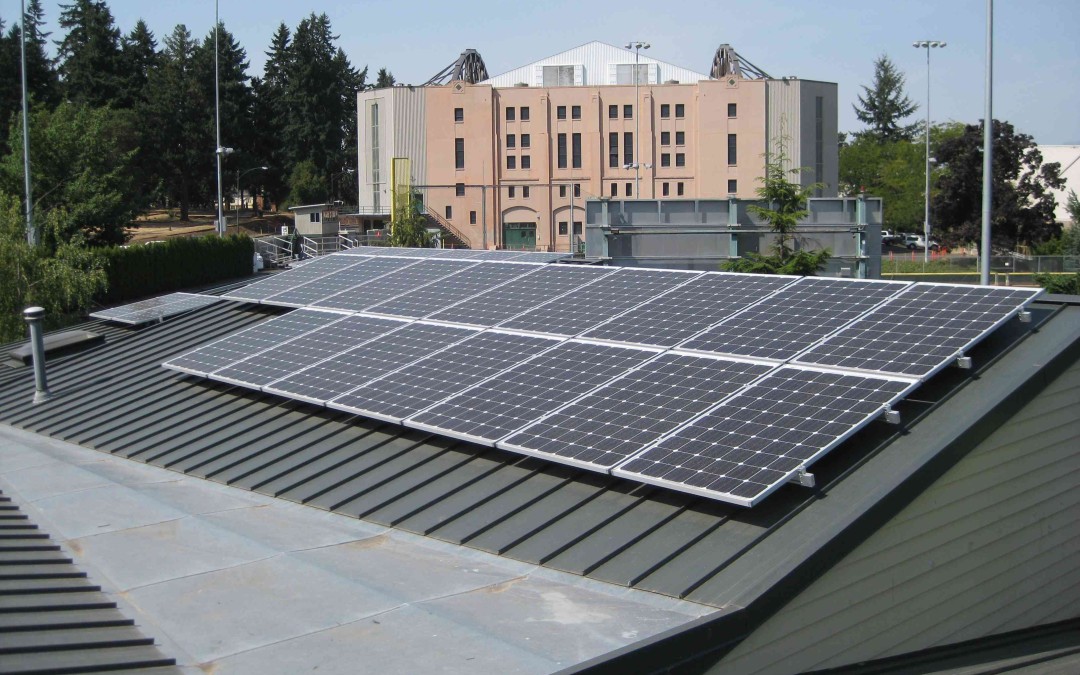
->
xmin=2 ymin=295 xmax=1079 ymax=672
xmin=0 ymin=488 xmax=177 ymax=674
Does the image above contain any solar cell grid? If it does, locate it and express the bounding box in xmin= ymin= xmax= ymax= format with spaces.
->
xmin=312 ymin=259 xmax=478 ymax=312
xmin=162 ymin=309 xmax=345 ymax=376
xmin=680 ymin=277 xmax=909 ymax=361
xmin=265 ymin=322 xmax=478 ymax=404
xmin=363 ymin=262 xmax=539 ymax=319
xmin=510 ymin=252 xmax=572 ymax=263
xmin=500 ymin=268 xmax=695 ymax=336
xmin=91 ymin=292 xmax=221 ymax=324
xmin=210 ymin=314 xmax=405 ymax=387
xmin=431 ymin=249 xmax=489 ymax=259
xmin=614 ymin=366 xmax=911 ymax=506
xmin=428 ymin=265 xmax=616 ymax=327
xmin=500 ymin=354 xmax=773 ymax=470
xmin=262 ymin=257 xmax=420 ymax=307
xmin=406 ymin=341 xmax=658 ymax=445
xmin=341 ymin=246 xmax=442 ymax=257
xmin=582 ymin=273 xmax=797 ymax=347
xmin=222 ymin=255 xmax=365 ymax=302
xmin=329 ymin=330 xmax=562 ymax=422
xmin=795 ymin=284 xmax=1042 ymax=378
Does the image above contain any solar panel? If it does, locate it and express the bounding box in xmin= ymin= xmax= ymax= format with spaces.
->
xmin=163 ymin=308 xmax=346 ymax=376
xmin=91 ymin=292 xmax=221 ymax=325
xmin=613 ymin=366 xmax=913 ymax=506
xmin=328 ymin=330 xmax=563 ymax=423
xmin=679 ymin=277 xmax=909 ymax=361
xmin=512 ymin=252 xmax=572 ymax=263
xmin=261 ymin=257 xmax=422 ymax=307
xmin=428 ymin=265 xmax=617 ymax=327
xmin=210 ymin=314 xmax=406 ymax=388
xmin=499 ymin=268 xmax=696 ymax=336
xmin=406 ymin=340 xmax=659 ymax=445
xmin=430 ymin=249 xmax=489 ymax=259
xmin=340 ymin=246 xmax=443 ymax=258
xmin=222 ymin=255 xmax=365 ymax=303
xmin=312 ymin=259 xmax=479 ymax=313
xmin=362 ymin=262 xmax=539 ymax=319
xmin=500 ymin=354 xmax=773 ymax=471
xmin=582 ymin=273 xmax=799 ymax=347
xmin=264 ymin=322 xmax=479 ymax=404
xmin=795 ymin=284 xmax=1042 ymax=378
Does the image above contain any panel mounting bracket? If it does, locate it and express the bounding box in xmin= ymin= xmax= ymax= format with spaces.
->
xmin=956 ymin=355 xmax=973 ymax=369
xmin=1019 ymin=310 xmax=1032 ymax=323
xmin=884 ymin=409 xmax=901 ymax=425
xmin=793 ymin=467 xmax=815 ymax=488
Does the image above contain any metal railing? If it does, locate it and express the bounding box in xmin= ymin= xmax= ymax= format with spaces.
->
xmin=880 ymin=254 xmax=1079 ymax=285
xmin=253 ymin=236 xmax=294 ymax=265
xmin=418 ymin=204 xmax=472 ymax=249
xmin=299 ymin=235 xmax=344 ymax=259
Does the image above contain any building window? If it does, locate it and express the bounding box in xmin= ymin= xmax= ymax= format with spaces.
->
xmin=675 ymin=131 xmax=685 ymax=146
xmin=573 ymin=183 xmax=580 ymax=198
xmin=521 ymin=155 xmax=531 ymax=169
xmin=559 ymin=185 xmax=567 ymax=197
xmin=728 ymin=133 xmax=737 ymax=165
xmin=675 ymin=103 xmax=685 ymax=118
xmin=445 ymin=205 xmax=452 ymax=219
xmin=677 ymin=182 xmax=684 ymax=196
xmin=608 ymin=104 xmax=618 ymax=119
xmin=661 ymin=131 xmax=670 ymax=146
xmin=470 ymin=211 xmax=477 ymax=224
xmin=728 ymin=179 xmax=738 ymax=194
xmin=660 ymin=103 xmax=670 ymax=118
xmin=616 ymin=63 xmax=649 ymax=85
xmin=523 ymin=186 xmax=530 ymax=198
xmin=508 ymin=186 xmax=515 ymax=198
xmin=521 ymin=133 xmax=530 ymax=148
xmin=623 ymin=104 xmax=633 ymax=119
xmin=557 ymin=105 xmax=567 ymax=120
xmin=623 ymin=131 xmax=633 ymax=165
xmin=608 ymin=132 xmax=619 ymax=168
xmin=572 ymin=133 xmax=582 ymax=169
xmin=455 ymin=138 xmax=464 ymax=170
xmin=662 ymin=182 xmax=669 ymax=196
xmin=728 ymin=102 xmax=737 ymax=117
xmin=573 ymin=221 xmax=582 ymax=235
xmin=311 ymin=211 xmax=320 ymax=223
xmin=455 ymin=183 xmax=465 ymax=197
xmin=507 ymin=134 xmax=516 ymax=148
xmin=610 ymin=182 xmax=618 ymax=197
xmin=557 ymin=133 xmax=567 ymax=169
xmin=520 ymin=106 xmax=530 ymax=121
xmin=815 ymin=96 xmax=825 ymax=194
xmin=571 ymin=105 xmax=581 ymax=120
xmin=370 ymin=103 xmax=380 ymax=184
xmin=675 ymin=153 xmax=685 ymax=167
xmin=506 ymin=107 xmax=516 ymax=121
xmin=625 ymin=182 xmax=632 ymax=197
xmin=507 ymin=155 xmax=516 ymax=170
xmin=660 ymin=153 xmax=670 ymax=167
xmin=543 ymin=64 xmax=575 ymax=86
xmin=454 ymin=107 xmax=463 ymax=122
xmin=559 ymin=221 xmax=568 ymax=235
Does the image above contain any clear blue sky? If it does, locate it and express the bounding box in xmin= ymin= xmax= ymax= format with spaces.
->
xmin=9 ymin=0 xmax=1080 ymax=144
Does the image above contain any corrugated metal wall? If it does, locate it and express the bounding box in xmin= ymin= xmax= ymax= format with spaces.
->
xmin=765 ymin=79 xmax=801 ymax=173
xmin=712 ymin=357 xmax=1080 ymax=674
xmin=483 ymin=41 xmax=711 ymax=88
xmin=393 ymin=87 xmax=428 ymax=188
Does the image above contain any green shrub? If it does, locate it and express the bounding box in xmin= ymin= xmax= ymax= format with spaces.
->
xmin=1035 ymin=272 xmax=1080 ymax=295
xmin=98 ymin=234 xmax=254 ymax=303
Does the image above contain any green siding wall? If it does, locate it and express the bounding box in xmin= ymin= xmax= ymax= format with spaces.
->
xmin=712 ymin=358 xmax=1080 ymax=674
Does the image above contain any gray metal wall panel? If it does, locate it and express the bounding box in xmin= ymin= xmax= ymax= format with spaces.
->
xmin=766 ymin=80 xmax=800 ymax=171
xmin=393 ymin=87 xmax=428 ymax=188
xmin=712 ymin=357 xmax=1080 ymax=674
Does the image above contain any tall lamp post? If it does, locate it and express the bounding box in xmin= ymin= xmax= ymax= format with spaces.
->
xmin=19 ymin=0 xmax=34 ymax=245
xmin=214 ymin=0 xmax=226 ymax=236
xmin=913 ymin=40 xmax=945 ymax=264
xmin=624 ymin=40 xmax=649 ymax=198
xmin=980 ymin=0 xmax=993 ymax=286
xmin=235 ymin=166 xmax=268 ymax=231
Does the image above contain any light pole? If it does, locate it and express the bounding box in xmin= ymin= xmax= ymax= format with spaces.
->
xmin=235 ymin=166 xmax=268 ymax=231
xmin=214 ymin=0 xmax=226 ymax=236
xmin=19 ymin=0 xmax=34 ymax=245
xmin=625 ymin=41 xmax=649 ymax=198
xmin=980 ymin=0 xmax=993 ymax=286
xmin=913 ymin=39 xmax=945 ymax=264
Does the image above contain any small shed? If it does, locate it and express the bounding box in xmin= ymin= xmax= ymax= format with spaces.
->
xmin=289 ymin=203 xmax=340 ymax=236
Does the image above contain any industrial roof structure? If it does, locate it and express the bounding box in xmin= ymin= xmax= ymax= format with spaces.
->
xmin=1 ymin=273 xmax=1079 ymax=673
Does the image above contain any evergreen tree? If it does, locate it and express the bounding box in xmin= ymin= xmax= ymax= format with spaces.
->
xmin=853 ymin=55 xmax=919 ymax=143
xmin=119 ymin=20 xmax=158 ymax=108
xmin=56 ymin=0 xmax=123 ymax=107
xmin=1 ymin=2 xmax=61 ymax=153
xmin=250 ymin=23 xmax=291 ymax=209
xmin=375 ymin=67 xmax=395 ymax=88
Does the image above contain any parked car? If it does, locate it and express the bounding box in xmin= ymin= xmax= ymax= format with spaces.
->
xmin=903 ymin=234 xmax=941 ymax=251
xmin=881 ymin=230 xmax=902 ymax=245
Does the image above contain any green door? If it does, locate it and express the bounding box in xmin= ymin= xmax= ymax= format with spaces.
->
xmin=502 ymin=222 xmax=536 ymax=250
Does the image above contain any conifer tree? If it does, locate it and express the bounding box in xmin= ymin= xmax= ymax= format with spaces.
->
xmin=56 ymin=0 xmax=123 ymax=107
xmin=853 ymin=55 xmax=919 ymax=143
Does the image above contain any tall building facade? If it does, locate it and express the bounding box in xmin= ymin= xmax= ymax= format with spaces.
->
xmin=356 ymin=42 xmax=838 ymax=251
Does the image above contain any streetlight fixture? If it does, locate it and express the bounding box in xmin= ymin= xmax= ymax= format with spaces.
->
xmin=913 ymin=39 xmax=946 ymax=264
xmin=624 ymin=40 xmax=649 ymax=198
xmin=235 ymin=166 xmax=268 ymax=231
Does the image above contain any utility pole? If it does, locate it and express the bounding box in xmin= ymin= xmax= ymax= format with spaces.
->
xmin=20 ymin=0 xmax=34 ymax=245
xmin=980 ymin=0 xmax=994 ymax=286
xmin=214 ymin=0 xmax=225 ymax=236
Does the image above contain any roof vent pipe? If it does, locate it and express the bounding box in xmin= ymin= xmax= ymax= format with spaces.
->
xmin=24 ymin=306 xmax=52 ymax=403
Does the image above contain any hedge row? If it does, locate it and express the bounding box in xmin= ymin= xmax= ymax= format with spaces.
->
xmin=98 ymin=234 xmax=254 ymax=304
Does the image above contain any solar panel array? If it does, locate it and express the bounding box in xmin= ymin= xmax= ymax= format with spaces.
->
xmin=91 ymin=292 xmax=222 ymax=325
xmin=163 ymin=246 xmax=1042 ymax=507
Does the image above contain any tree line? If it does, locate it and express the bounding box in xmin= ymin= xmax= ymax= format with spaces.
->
xmin=840 ymin=55 xmax=1074 ymax=254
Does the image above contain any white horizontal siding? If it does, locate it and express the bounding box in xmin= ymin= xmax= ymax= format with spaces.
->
xmin=483 ymin=41 xmax=710 ymax=88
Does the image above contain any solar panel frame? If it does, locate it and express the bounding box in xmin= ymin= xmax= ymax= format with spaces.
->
xmin=309 ymin=258 xmax=482 ymax=313
xmin=326 ymin=328 xmax=565 ymax=424
xmin=221 ymin=255 xmax=369 ymax=303
xmin=497 ymin=352 xmax=775 ymax=472
xmin=612 ymin=364 xmax=917 ymax=507
xmin=405 ymin=339 xmax=663 ymax=447
xmin=361 ymin=261 xmax=542 ymax=320
xmin=260 ymin=257 xmax=426 ymax=308
xmin=162 ymin=308 xmax=350 ymax=377
xmin=90 ymin=292 xmax=222 ymax=325
xmin=793 ymin=282 xmax=1043 ymax=380
xmin=677 ymin=277 xmax=911 ymax=362
xmin=339 ymin=246 xmax=444 ymax=258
